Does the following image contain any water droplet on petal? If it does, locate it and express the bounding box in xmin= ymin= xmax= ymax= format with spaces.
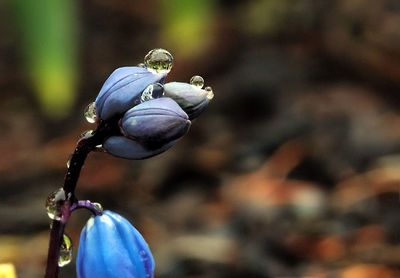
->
xmin=190 ymin=75 xmax=204 ymax=88
xmin=204 ymin=86 xmax=214 ymax=100
xmin=144 ymin=48 xmax=173 ymax=74
xmin=46 ymin=188 xmax=66 ymax=221
xmin=84 ymin=102 xmax=97 ymax=123
xmin=58 ymin=234 xmax=73 ymax=267
xmin=141 ymin=83 xmax=164 ymax=102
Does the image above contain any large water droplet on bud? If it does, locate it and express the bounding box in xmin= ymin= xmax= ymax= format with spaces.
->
xmin=45 ymin=188 xmax=66 ymax=221
xmin=58 ymin=234 xmax=73 ymax=267
xmin=141 ymin=83 xmax=164 ymax=102
xmin=190 ymin=75 xmax=204 ymax=88
xmin=84 ymin=102 xmax=97 ymax=123
xmin=144 ymin=49 xmax=173 ymax=74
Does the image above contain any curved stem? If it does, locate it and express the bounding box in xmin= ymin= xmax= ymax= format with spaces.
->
xmin=44 ymin=120 xmax=118 ymax=278
xmin=70 ymin=200 xmax=104 ymax=216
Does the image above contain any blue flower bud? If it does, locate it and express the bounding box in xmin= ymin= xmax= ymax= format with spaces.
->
xmin=77 ymin=210 xmax=154 ymax=278
xmin=104 ymin=98 xmax=191 ymax=159
xmin=95 ymin=67 xmax=166 ymax=120
xmin=163 ymin=82 xmax=211 ymax=120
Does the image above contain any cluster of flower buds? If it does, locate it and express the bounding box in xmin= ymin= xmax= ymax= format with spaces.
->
xmin=77 ymin=210 xmax=154 ymax=278
xmin=86 ymin=48 xmax=214 ymax=159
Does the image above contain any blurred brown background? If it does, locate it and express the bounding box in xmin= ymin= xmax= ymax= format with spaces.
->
xmin=1 ymin=0 xmax=400 ymax=277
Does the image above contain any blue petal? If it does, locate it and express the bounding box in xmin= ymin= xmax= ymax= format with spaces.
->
xmin=77 ymin=210 xmax=154 ymax=278
xmin=121 ymin=98 xmax=190 ymax=147
xmin=106 ymin=211 xmax=155 ymax=276
xmin=163 ymin=82 xmax=210 ymax=119
xmin=103 ymin=136 xmax=179 ymax=160
xmin=95 ymin=67 xmax=166 ymax=120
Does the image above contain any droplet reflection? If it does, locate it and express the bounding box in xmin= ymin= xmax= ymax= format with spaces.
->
xmin=93 ymin=202 xmax=103 ymax=212
xmin=144 ymin=49 xmax=173 ymax=74
xmin=141 ymin=83 xmax=164 ymax=102
xmin=204 ymin=86 xmax=214 ymax=100
xmin=45 ymin=188 xmax=66 ymax=221
xmin=190 ymin=75 xmax=204 ymax=88
xmin=58 ymin=234 xmax=73 ymax=267
xmin=84 ymin=102 xmax=97 ymax=123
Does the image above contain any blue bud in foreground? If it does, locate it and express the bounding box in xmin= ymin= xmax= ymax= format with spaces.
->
xmin=163 ymin=82 xmax=212 ymax=120
xmin=104 ymin=98 xmax=191 ymax=159
xmin=95 ymin=67 xmax=166 ymax=120
xmin=77 ymin=210 xmax=154 ymax=278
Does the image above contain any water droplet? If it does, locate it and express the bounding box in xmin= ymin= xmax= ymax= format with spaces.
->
xmin=137 ymin=63 xmax=145 ymax=68
xmin=204 ymin=86 xmax=214 ymax=100
xmin=58 ymin=234 xmax=73 ymax=267
xmin=93 ymin=202 xmax=103 ymax=212
xmin=190 ymin=75 xmax=204 ymax=88
xmin=144 ymin=48 xmax=173 ymax=74
xmin=141 ymin=83 xmax=164 ymax=102
xmin=84 ymin=102 xmax=97 ymax=123
xmin=80 ymin=130 xmax=93 ymax=139
xmin=93 ymin=144 xmax=105 ymax=152
xmin=66 ymin=159 xmax=70 ymax=168
xmin=46 ymin=188 xmax=66 ymax=221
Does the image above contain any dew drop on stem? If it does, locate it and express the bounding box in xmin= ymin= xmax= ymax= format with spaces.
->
xmin=93 ymin=202 xmax=103 ymax=212
xmin=58 ymin=234 xmax=73 ymax=267
xmin=79 ymin=130 xmax=93 ymax=140
xmin=45 ymin=188 xmax=66 ymax=221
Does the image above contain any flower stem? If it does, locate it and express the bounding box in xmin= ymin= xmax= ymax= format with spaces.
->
xmin=70 ymin=200 xmax=104 ymax=216
xmin=44 ymin=120 xmax=118 ymax=278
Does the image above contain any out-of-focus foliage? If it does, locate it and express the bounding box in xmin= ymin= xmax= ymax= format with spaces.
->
xmin=11 ymin=0 xmax=78 ymax=118
xmin=160 ymin=0 xmax=214 ymax=58
xmin=241 ymin=0 xmax=316 ymax=35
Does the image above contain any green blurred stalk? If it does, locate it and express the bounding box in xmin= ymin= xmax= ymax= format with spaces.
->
xmin=160 ymin=0 xmax=214 ymax=58
xmin=12 ymin=0 xmax=78 ymax=118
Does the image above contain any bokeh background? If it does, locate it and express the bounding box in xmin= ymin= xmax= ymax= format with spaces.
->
xmin=1 ymin=0 xmax=400 ymax=277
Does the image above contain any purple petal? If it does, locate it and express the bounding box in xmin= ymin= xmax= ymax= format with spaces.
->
xmin=95 ymin=67 xmax=166 ymax=120
xmin=103 ymin=136 xmax=179 ymax=160
xmin=121 ymin=98 xmax=190 ymax=147
xmin=163 ymin=82 xmax=210 ymax=119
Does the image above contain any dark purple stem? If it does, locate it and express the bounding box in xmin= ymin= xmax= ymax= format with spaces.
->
xmin=70 ymin=200 xmax=104 ymax=216
xmin=44 ymin=120 xmax=119 ymax=278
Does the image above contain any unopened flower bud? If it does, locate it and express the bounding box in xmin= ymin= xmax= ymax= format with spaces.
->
xmin=76 ymin=210 xmax=154 ymax=278
xmin=104 ymin=98 xmax=190 ymax=159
